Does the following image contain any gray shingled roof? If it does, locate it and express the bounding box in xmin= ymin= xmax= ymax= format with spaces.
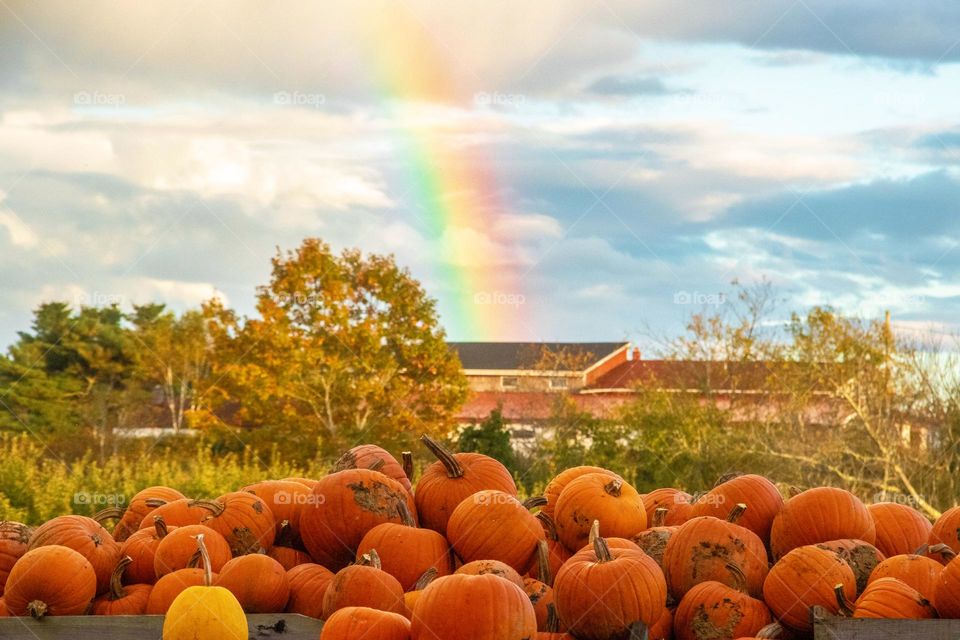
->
xmin=448 ymin=342 xmax=628 ymax=371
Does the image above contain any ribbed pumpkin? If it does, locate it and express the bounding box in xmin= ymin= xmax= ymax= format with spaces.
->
xmin=642 ymin=488 xmax=693 ymax=525
xmin=867 ymin=502 xmax=932 ymax=557
xmin=241 ymin=479 xmax=312 ymax=539
xmin=762 ymin=545 xmax=856 ymax=631
xmin=4 ymin=545 xmax=97 ymax=618
xmin=662 ymin=506 xmax=769 ymax=600
xmin=554 ymin=473 xmax=646 ymax=553
xmin=664 ymin=493 xmax=698 ymax=526
xmin=92 ymin=556 xmax=152 ymax=615
xmin=120 ymin=516 xmax=173 ymax=584
xmin=632 ymin=507 xmax=676 ymax=569
xmin=413 ymin=435 xmax=517 ymax=536
xmin=411 ymin=573 xmax=537 ymax=640
xmin=674 ymin=574 xmax=772 ymax=640
xmin=0 ymin=521 xmax=32 ymax=595
xmin=934 ymin=550 xmax=960 ymax=618
xmin=138 ymin=498 xmax=210 ymax=529
xmin=28 ymin=515 xmax=122 ymax=595
xmin=268 ymin=544 xmax=312 ymax=570
xmin=691 ymin=474 xmax=783 ymax=544
xmin=112 ymin=486 xmax=185 ymax=542
xmin=154 ymin=524 xmax=231 ymax=577
xmin=769 ymin=487 xmax=875 ymax=560
xmin=335 ymin=444 xmax=413 ymax=492
xmin=283 ymin=476 xmax=320 ymax=490
xmin=161 ymin=534 xmax=247 ymax=640
xmin=321 ymin=606 xmax=412 ymax=640
xmin=868 ymin=553 xmax=942 ymax=601
xmin=194 ymin=491 xmax=276 ymax=556
xmin=850 ymin=577 xmax=935 ymax=619
xmin=356 ymin=502 xmax=453 ymax=591
xmin=146 ymin=568 xmax=211 ymax=614
xmin=285 ymin=563 xmax=334 ymax=618
xmin=531 ymin=512 xmax=572 ymax=582
xmin=455 ymin=559 xmax=526 ymax=589
xmin=214 ymin=553 xmax=289 ymax=613
xmin=0 ymin=598 xmax=7 ymax=617
xmin=554 ymin=535 xmax=667 ymax=639
xmin=301 ymin=468 xmax=416 ymax=570
xmin=322 ymin=550 xmax=406 ymax=618
xmin=928 ymin=506 xmax=960 ymax=560
xmin=814 ymin=539 xmax=885 ymax=595
xmin=447 ymin=490 xmax=545 ymax=573
xmin=542 ymin=466 xmax=621 ymax=519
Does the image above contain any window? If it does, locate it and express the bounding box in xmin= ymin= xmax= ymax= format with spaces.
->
xmin=549 ymin=377 xmax=568 ymax=389
xmin=501 ymin=376 xmax=519 ymax=390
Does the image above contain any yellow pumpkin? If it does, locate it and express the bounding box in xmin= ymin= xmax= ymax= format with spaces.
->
xmin=161 ymin=534 xmax=248 ymax=640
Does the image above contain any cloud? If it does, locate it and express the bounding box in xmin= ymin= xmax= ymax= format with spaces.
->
xmin=586 ymin=76 xmax=674 ymax=97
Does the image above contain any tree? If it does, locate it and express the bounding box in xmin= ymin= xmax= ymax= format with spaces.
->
xmin=458 ymin=408 xmax=515 ymax=469
xmin=207 ymin=239 xmax=467 ymax=457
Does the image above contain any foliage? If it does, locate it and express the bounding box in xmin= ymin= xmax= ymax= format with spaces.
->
xmin=457 ymin=408 xmax=515 ymax=470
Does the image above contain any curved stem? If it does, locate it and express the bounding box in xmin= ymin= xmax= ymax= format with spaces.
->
xmin=593 ymin=533 xmax=613 ymax=563
xmin=714 ymin=471 xmax=742 ymax=487
xmin=536 ymin=512 xmax=559 ymax=541
xmin=834 ymin=584 xmax=853 ymax=616
xmin=522 ymin=496 xmax=548 ymax=510
xmin=535 ymin=539 xmax=552 ymax=587
xmin=652 ymin=507 xmax=668 ymax=528
xmin=401 ymin=451 xmax=414 ymax=481
xmin=368 ymin=457 xmax=386 ymax=472
xmin=144 ymin=498 xmax=169 ymax=508
xmin=194 ymin=533 xmax=213 ymax=587
xmin=928 ymin=543 xmax=957 ymax=561
xmin=108 ymin=556 xmax=133 ymax=600
xmin=726 ymin=503 xmax=747 ymax=523
xmin=588 ymin=519 xmax=601 ymax=546
xmin=755 ymin=622 xmax=784 ymax=639
xmin=396 ymin=501 xmax=416 ymax=527
xmin=92 ymin=507 xmax=124 ymax=525
xmin=190 ymin=499 xmax=225 ymax=517
xmin=153 ymin=515 xmax=168 ymax=539
xmin=725 ymin=561 xmax=747 ymax=593
xmin=414 ymin=567 xmax=438 ymax=590
xmin=604 ymin=478 xmax=623 ymax=497
xmin=357 ymin=549 xmax=382 ymax=569
xmin=420 ymin=435 xmax=463 ymax=478
xmin=545 ymin=603 xmax=560 ymax=633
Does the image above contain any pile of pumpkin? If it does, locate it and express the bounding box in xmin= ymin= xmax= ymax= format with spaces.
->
xmin=1 ymin=437 xmax=960 ymax=640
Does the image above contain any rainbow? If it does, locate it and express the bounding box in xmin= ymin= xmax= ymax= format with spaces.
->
xmin=362 ymin=6 xmax=525 ymax=340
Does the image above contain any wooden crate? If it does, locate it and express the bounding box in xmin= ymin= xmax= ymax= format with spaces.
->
xmin=812 ymin=607 xmax=960 ymax=640
xmin=0 ymin=613 xmax=323 ymax=639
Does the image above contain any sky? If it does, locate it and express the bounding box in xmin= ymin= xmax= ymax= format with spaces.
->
xmin=1 ymin=1 xmax=959 ymax=349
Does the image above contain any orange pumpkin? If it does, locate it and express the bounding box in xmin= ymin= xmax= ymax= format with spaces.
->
xmin=769 ymin=488 xmax=875 ymax=560
xmin=283 ymin=476 xmax=320 ymax=490
xmin=411 ymin=573 xmax=537 ymax=640
xmin=402 ymin=568 xmax=438 ymax=620
xmin=649 ymin=606 xmax=674 ymax=640
xmin=691 ymin=474 xmax=783 ymax=544
xmin=194 ymin=491 xmax=276 ymax=556
xmin=642 ymin=488 xmax=693 ymax=525
xmin=215 ymin=553 xmax=290 ymax=613
xmin=554 ymin=474 xmax=647 ymax=553
xmin=321 ymin=606 xmax=411 ymax=640
xmin=851 ymin=577 xmax=935 ymax=619
xmin=241 ymin=479 xmax=312 ymax=539
xmin=542 ymin=466 xmax=621 ymax=520
xmin=28 ymin=515 xmax=122 ymax=595
xmin=934 ymin=550 xmax=960 ymax=618
xmin=356 ymin=501 xmax=453 ymax=591
xmin=447 ymin=490 xmax=544 ymax=573
xmin=4 ymin=545 xmax=97 ymax=618
xmin=145 ymin=567 xmax=213 ymax=614
xmin=632 ymin=507 xmax=676 ymax=569
xmin=91 ymin=556 xmax=152 ymax=615
xmin=285 ymin=562 xmax=334 ymax=619
xmin=763 ymin=545 xmax=856 ymax=631
xmin=0 ymin=521 xmax=32 ymax=596
xmin=867 ymin=502 xmax=932 ymax=558
xmin=268 ymin=544 xmax=312 ymax=570
xmin=928 ymin=506 xmax=960 ymax=561
xmin=120 ymin=516 xmax=173 ymax=584
xmin=112 ymin=486 xmax=185 ymax=542
xmin=868 ymin=553 xmax=942 ymax=601
xmin=301 ymin=468 xmax=416 ymax=570
xmin=554 ymin=535 xmax=667 ymax=639
xmin=322 ymin=550 xmax=406 ymax=618
xmin=662 ymin=506 xmax=769 ymax=600
xmin=674 ymin=574 xmax=772 ymax=640
xmin=153 ymin=524 xmax=231 ymax=577
xmin=137 ymin=497 xmax=209 ymax=529
xmin=413 ymin=435 xmax=517 ymax=536
xmin=335 ymin=444 xmax=412 ymax=492
xmin=814 ymin=539 xmax=885 ymax=595
xmin=455 ymin=559 xmax=526 ymax=589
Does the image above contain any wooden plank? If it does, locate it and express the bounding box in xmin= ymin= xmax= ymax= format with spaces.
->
xmin=812 ymin=607 xmax=960 ymax=640
xmin=0 ymin=613 xmax=323 ymax=639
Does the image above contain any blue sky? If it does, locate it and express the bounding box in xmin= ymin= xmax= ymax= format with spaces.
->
xmin=0 ymin=1 xmax=959 ymax=349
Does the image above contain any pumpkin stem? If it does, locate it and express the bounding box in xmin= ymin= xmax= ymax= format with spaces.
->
xmin=153 ymin=515 xmax=168 ymax=539
xmin=755 ymin=622 xmax=784 ymax=639
xmin=522 ymin=496 xmax=548 ymax=510
xmin=928 ymin=543 xmax=957 ymax=560
xmin=628 ymin=621 xmax=648 ymax=640
xmin=787 ymin=485 xmax=802 ymax=498
xmin=333 ymin=450 xmax=358 ymax=471
xmin=604 ymin=478 xmax=623 ymax=497
xmin=193 ymin=533 xmax=213 ymax=587
xmin=190 ymin=499 xmax=225 ymax=517
xmin=420 ymin=435 xmax=463 ymax=478
xmin=401 ymin=451 xmax=414 ymax=481
xmin=108 ymin=556 xmax=133 ymax=601
xmin=726 ymin=503 xmax=747 ymax=523
xmin=652 ymin=507 xmax=668 ymax=527
xmin=535 ymin=539 xmax=553 ymax=587
xmin=414 ymin=567 xmax=438 ymax=590
xmin=26 ymin=600 xmax=48 ymax=620
xmin=593 ymin=533 xmax=613 ymax=563
xmin=913 ymin=543 xmax=929 ymax=556
xmin=725 ymin=561 xmax=747 ymax=593
xmin=368 ymin=457 xmax=386 ymax=472
xmin=92 ymin=506 xmax=124 ymax=525
xmin=536 ymin=512 xmax=559 ymax=541
xmin=713 ymin=471 xmax=743 ymax=487
xmin=545 ymin=603 xmax=561 ymax=633
xmin=588 ymin=519 xmax=601 ymax=546
xmin=358 ymin=549 xmax=382 ymax=570
xmin=144 ymin=497 xmax=169 ymax=509
xmin=834 ymin=584 xmax=853 ymax=616
xmin=396 ymin=501 xmax=416 ymax=527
